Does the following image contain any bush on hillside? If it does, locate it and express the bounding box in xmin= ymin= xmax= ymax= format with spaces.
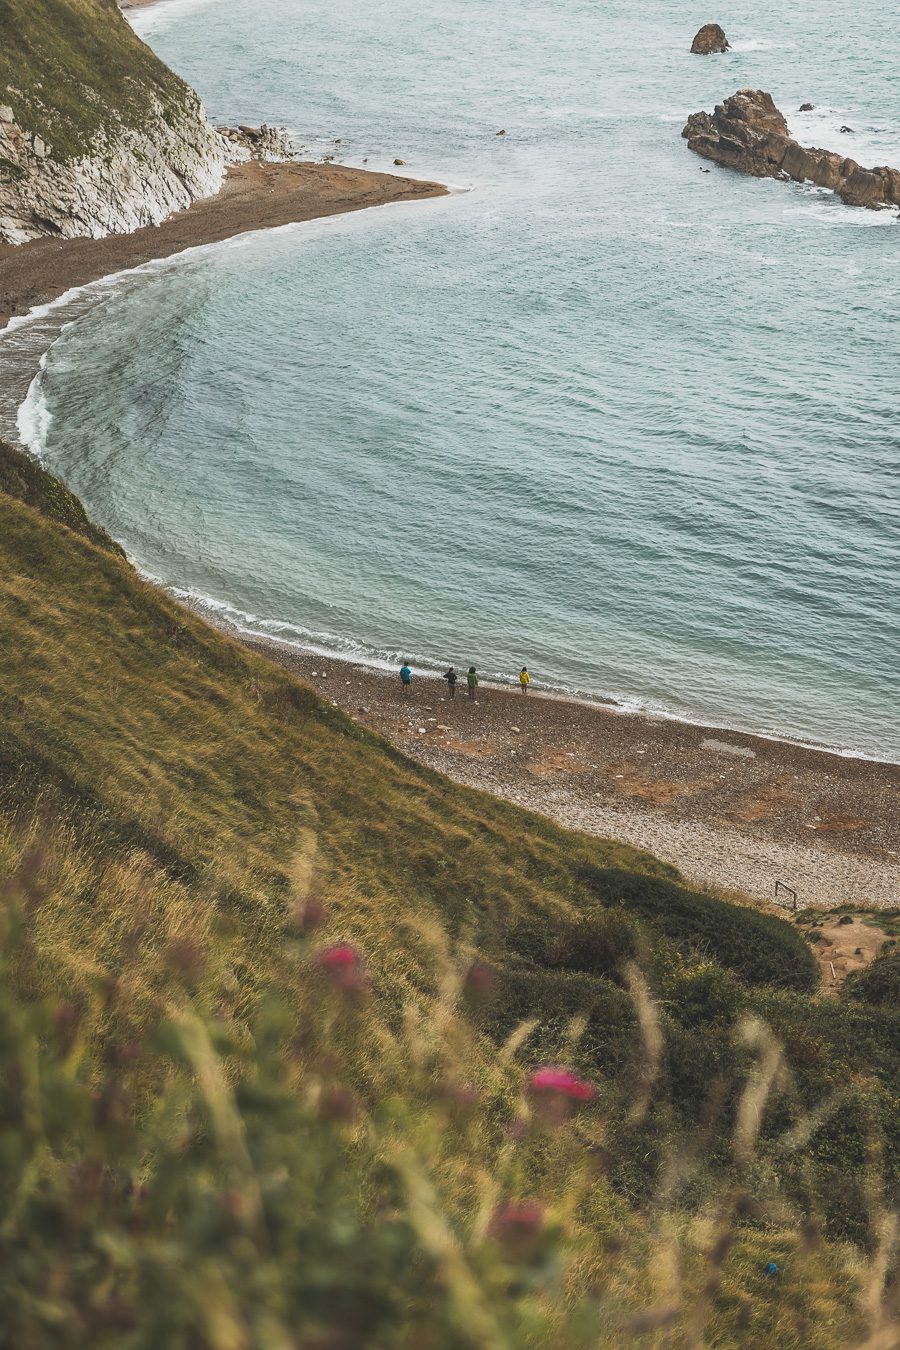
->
xmin=576 ymin=866 xmax=819 ymax=993
xmin=487 ymin=963 xmax=638 ymax=1072
xmin=843 ymin=948 xmax=900 ymax=1009
xmin=506 ymin=906 xmax=641 ymax=981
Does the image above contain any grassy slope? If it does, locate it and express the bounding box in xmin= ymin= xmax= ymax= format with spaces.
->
xmin=0 ymin=0 xmax=192 ymax=161
xmin=0 ymin=451 xmax=897 ymax=1346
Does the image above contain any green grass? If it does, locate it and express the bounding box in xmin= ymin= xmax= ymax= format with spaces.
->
xmin=0 ymin=0 xmax=194 ymax=162
xmin=0 ymin=443 xmax=897 ymax=1346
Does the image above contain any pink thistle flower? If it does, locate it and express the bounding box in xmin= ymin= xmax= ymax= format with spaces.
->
xmin=317 ymin=944 xmax=367 ymax=996
xmin=528 ymin=1067 xmax=595 ymax=1102
xmin=527 ymin=1067 xmax=596 ymax=1124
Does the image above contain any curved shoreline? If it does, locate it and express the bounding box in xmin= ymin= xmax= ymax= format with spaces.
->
xmin=171 ymin=583 xmax=898 ymax=768
xmin=235 ymin=627 xmax=900 ymax=912
xmin=2 ymin=160 xmax=898 ymax=910
xmin=0 ymin=158 xmax=448 ymax=335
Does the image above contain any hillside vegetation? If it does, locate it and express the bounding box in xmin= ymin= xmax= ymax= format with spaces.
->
xmin=0 ymin=441 xmax=897 ymax=1347
xmin=0 ymin=0 xmax=192 ymax=162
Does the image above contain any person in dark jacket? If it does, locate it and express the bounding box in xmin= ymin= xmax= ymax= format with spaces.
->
xmin=444 ymin=666 xmax=458 ymax=698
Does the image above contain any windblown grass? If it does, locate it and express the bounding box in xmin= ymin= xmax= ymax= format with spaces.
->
xmin=0 ymin=0 xmax=196 ymax=161
xmin=0 ymin=451 xmax=897 ymax=1345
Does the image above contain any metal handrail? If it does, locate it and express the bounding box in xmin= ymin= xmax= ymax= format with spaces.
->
xmin=774 ymin=880 xmax=798 ymax=911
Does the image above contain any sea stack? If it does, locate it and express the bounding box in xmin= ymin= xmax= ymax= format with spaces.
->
xmin=690 ymin=24 xmax=730 ymax=54
xmin=682 ymin=88 xmax=900 ymax=209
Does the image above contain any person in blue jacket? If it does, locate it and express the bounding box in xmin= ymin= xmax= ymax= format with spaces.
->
xmin=400 ymin=662 xmax=412 ymax=695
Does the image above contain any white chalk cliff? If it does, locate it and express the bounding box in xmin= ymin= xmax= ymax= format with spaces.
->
xmin=0 ymin=0 xmax=227 ymax=246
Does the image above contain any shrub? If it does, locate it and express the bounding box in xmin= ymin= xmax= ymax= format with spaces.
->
xmin=843 ymin=949 xmax=900 ymax=1009
xmin=545 ymin=907 xmax=640 ymax=979
xmin=506 ymin=906 xmax=640 ymax=981
xmin=486 ymin=963 xmax=638 ymax=1073
xmin=663 ymin=958 xmax=747 ymax=1028
xmin=576 ymin=866 xmax=819 ymax=992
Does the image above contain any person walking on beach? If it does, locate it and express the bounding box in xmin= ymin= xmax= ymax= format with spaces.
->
xmin=444 ymin=666 xmax=458 ymax=698
xmin=400 ymin=662 xmax=412 ymax=696
xmin=519 ymin=666 xmax=531 ymax=694
xmin=467 ymin=666 xmax=479 ymax=701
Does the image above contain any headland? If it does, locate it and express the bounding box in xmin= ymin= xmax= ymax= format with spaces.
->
xmin=0 ymin=158 xmax=447 ymax=332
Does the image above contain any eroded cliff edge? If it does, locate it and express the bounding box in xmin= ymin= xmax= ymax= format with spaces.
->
xmin=0 ymin=0 xmax=226 ymax=244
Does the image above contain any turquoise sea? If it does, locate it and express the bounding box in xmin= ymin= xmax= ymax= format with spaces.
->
xmin=10 ymin=0 xmax=900 ymax=757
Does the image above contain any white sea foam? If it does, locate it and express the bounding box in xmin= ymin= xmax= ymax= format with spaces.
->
xmin=160 ymin=581 xmax=899 ymax=764
xmin=786 ymin=106 xmax=900 ymax=164
xmin=127 ymin=0 xmax=217 ymax=38
xmin=17 ymin=354 xmax=54 ymax=460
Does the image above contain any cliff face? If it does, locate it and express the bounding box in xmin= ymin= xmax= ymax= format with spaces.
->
xmin=0 ymin=0 xmax=226 ymax=244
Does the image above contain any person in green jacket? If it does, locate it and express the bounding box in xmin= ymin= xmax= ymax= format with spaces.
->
xmin=466 ymin=666 xmax=479 ymax=700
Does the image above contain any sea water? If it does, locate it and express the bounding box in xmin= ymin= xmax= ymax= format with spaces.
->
xmin=9 ymin=0 xmax=900 ymax=758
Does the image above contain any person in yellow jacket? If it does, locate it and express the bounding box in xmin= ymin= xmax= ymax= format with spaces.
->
xmin=519 ymin=667 xmax=531 ymax=694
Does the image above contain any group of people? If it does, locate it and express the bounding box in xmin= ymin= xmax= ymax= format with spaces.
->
xmin=398 ymin=662 xmax=531 ymax=700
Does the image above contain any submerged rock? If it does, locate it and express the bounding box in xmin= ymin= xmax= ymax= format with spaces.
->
xmin=690 ymin=24 xmax=730 ymax=55
xmin=799 ymin=103 xmax=815 ymax=112
xmin=682 ymin=89 xmax=900 ymax=211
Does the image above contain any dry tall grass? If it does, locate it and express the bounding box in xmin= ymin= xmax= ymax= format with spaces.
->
xmin=0 ymin=471 xmax=897 ymax=1345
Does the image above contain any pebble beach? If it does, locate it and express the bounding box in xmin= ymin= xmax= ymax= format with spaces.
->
xmin=241 ymin=635 xmax=900 ymax=912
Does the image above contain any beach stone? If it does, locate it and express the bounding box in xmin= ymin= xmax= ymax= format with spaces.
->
xmin=683 ymin=89 xmax=900 ymax=209
xmin=394 ymin=158 xmax=406 ymax=165
xmin=690 ymin=23 xmax=730 ymax=54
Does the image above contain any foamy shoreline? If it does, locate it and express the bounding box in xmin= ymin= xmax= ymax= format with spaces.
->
xmin=2 ymin=160 xmax=899 ymax=912
xmin=173 ymin=584 xmax=899 ymax=767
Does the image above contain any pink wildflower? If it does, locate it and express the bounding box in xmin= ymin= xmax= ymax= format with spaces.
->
xmin=527 ymin=1066 xmax=595 ymax=1124
xmin=317 ymin=944 xmax=367 ymax=996
xmin=528 ymin=1067 xmax=595 ymax=1102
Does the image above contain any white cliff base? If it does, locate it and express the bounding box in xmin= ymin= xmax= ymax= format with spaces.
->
xmin=0 ymin=89 xmax=227 ymax=246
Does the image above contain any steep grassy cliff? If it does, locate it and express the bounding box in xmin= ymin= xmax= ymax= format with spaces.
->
xmin=0 ymin=442 xmax=897 ymax=1346
xmin=0 ymin=0 xmax=224 ymax=242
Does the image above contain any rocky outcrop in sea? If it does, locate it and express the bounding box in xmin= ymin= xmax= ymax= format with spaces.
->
xmin=690 ymin=24 xmax=730 ymax=55
xmin=682 ymin=89 xmax=900 ymax=210
xmin=219 ymin=124 xmax=296 ymax=163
